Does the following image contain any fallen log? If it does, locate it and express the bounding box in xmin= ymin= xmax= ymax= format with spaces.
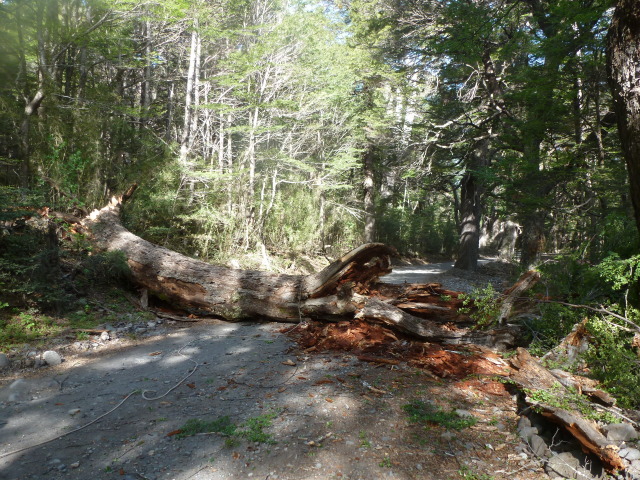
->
xmin=81 ymin=187 xmax=518 ymax=350
xmin=357 ymin=298 xmax=517 ymax=350
xmin=509 ymin=348 xmax=626 ymax=472
xmin=82 ymin=189 xmax=395 ymax=323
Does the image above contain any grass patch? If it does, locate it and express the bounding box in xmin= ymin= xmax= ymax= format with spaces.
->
xmin=0 ymin=310 xmax=64 ymax=349
xmin=403 ymin=400 xmax=477 ymax=431
xmin=176 ymin=410 xmax=280 ymax=445
xmin=458 ymin=465 xmax=494 ymax=480
xmin=175 ymin=416 xmax=237 ymax=439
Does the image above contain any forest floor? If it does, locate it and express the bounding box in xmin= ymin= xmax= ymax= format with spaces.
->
xmin=0 ymin=262 xmax=549 ymax=480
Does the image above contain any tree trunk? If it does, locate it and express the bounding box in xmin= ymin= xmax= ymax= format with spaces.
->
xmin=83 ymin=190 xmax=394 ymax=322
xmin=454 ymin=140 xmax=489 ymax=271
xmin=454 ymin=171 xmax=481 ymax=271
xmin=363 ymin=146 xmax=376 ymax=243
xmin=607 ymin=0 xmax=640 ymax=234
xmin=80 ymin=188 xmax=517 ymax=350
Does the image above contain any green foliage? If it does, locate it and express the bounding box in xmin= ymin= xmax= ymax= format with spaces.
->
xmin=377 ymin=204 xmax=458 ymax=256
xmin=584 ymin=317 xmax=640 ymax=409
xmin=597 ymin=253 xmax=640 ymax=305
xmin=458 ymin=466 xmax=494 ymax=480
xmin=359 ymin=430 xmax=372 ymax=448
xmin=238 ymin=410 xmax=279 ymax=444
xmin=80 ymin=251 xmax=131 ymax=286
xmin=459 ymin=284 xmax=501 ymax=328
xmin=0 ymin=223 xmax=71 ymax=312
xmin=0 ymin=310 xmax=63 ymax=348
xmin=402 ymin=400 xmax=477 ymax=431
xmin=175 ymin=416 xmax=237 ymax=439
xmin=176 ymin=410 xmax=280 ymax=445
xmin=525 ymin=302 xmax=582 ymax=357
xmin=525 ymin=382 xmax=620 ymax=423
xmin=537 ymin=254 xmax=604 ymax=302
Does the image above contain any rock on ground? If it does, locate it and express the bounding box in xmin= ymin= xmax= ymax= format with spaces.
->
xmin=42 ymin=350 xmax=62 ymax=366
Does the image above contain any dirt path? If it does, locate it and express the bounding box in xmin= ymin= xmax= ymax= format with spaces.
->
xmin=0 ymin=265 xmax=547 ymax=480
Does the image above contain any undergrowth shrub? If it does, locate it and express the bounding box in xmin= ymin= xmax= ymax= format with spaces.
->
xmin=0 ymin=223 xmax=71 ymax=312
xmin=524 ymin=302 xmax=581 ymax=357
xmin=459 ymin=284 xmax=501 ymax=328
xmin=531 ymin=253 xmax=640 ymax=408
xmin=79 ymin=251 xmax=131 ymax=286
xmin=583 ymin=316 xmax=640 ymax=409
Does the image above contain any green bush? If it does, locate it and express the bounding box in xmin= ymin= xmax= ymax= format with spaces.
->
xmin=0 ymin=223 xmax=72 ymax=312
xmin=80 ymin=250 xmax=131 ymax=286
xmin=584 ymin=317 xmax=640 ymax=409
xmin=525 ymin=302 xmax=582 ymax=357
xmin=459 ymin=283 xmax=501 ymax=328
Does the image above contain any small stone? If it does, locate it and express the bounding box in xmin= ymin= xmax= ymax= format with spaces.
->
xmin=42 ymin=350 xmax=62 ymax=366
xmin=70 ymin=462 xmax=80 ymax=468
xmin=545 ymin=451 xmax=584 ymax=479
xmin=620 ymin=448 xmax=640 ymax=461
xmin=455 ymin=409 xmax=474 ymax=418
xmin=147 ymin=321 xmax=157 ymax=329
xmin=416 ymin=464 xmax=423 ymax=470
xmin=68 ymin=408 xmax=81 ymax=416
xmin=100 ymin=331 xmax=110 ymax=342
xmin=135 ymin=327 xmax=147 ymax=334
xmin=440 ymin=431 xmax=455 ymax=440
xmin=0 ymin=353 xmax=10 ymax=369
xmin=529 ymin=434 xmax=551 ymax=458
xmin=518 ymin=426 xmax=539 ymax=442
xmin=604 ymin=423 xmax=639 ymax=442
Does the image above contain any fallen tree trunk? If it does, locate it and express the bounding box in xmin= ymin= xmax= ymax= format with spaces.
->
xmin=357 ymin=298 xmax=518 ymax=349
xmin=83 ymin=193 xmax=394 ymax=323
xmin=509 ymin=348 xmax=627 ymax=472
xmin=80 ymin=188 xmax=518 ymax=350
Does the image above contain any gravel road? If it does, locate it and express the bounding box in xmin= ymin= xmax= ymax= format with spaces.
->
xmin=0 ymin=262 xmax=538 ymax=480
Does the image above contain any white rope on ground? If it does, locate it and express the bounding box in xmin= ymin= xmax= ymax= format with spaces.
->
xmin=141 ymin=342 xmax=200 ymax=400
xmin=0 ymin=342 xmax=201 ymax=460
xmin=0 ymin=390 xmax=137 ymax=460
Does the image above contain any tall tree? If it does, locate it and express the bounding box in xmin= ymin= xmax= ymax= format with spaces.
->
xmin=607 ymin=0 xmax=640 ymax=234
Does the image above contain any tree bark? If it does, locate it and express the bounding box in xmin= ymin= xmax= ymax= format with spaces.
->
xmin=363 ymin=146 xmax=376 ymax=243
xmin=82 ymin=190 xmax=394 ymax=322
xmin=607 ymin=0 xmax=640 ymax=234
xmin=454 ymin=139 xmax=489 ymax=271
xmin=80 ymin=187 xmax=518 ymax=351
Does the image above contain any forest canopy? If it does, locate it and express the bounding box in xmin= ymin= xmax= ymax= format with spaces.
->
xmin=0 ymin=0 xmax=636 ymax=269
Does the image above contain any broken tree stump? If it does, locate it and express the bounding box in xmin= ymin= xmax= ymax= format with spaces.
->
xmin=498 ymin=270 xmax=540 ymax=324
